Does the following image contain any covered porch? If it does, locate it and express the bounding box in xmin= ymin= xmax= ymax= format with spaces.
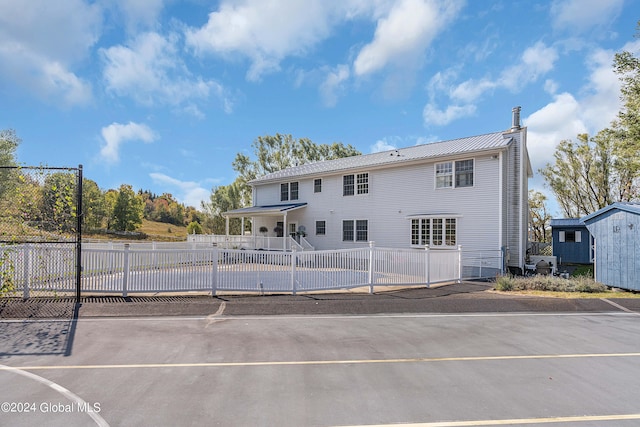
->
xmin=189 ymin=203 xmax=313 ymax=251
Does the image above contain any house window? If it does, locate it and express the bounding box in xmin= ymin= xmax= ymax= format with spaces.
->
xmin=343 ymin=220 xmax=368 ymax=242
xmin=343 ymin=220 xmax=354 ymax=241
xmin=436 ymin=163 xmax=453 ymax=188
xmin=455 ymin=160 xmax=474 ymax=187
xmin=316 ymin=220 xmax=326 ymax=235
xmin=411 ymin=217 xmax=457 ymax=247
xmin=314 ymin=179 xmax=322 ymax=193
xmin=343 ymin=175 xmax=354 ymax=196
xmin=411 ymin=219 xmax=430 ymax=245
xmin=344 ymin=173 xmax=368 ymax=196
xmin=436 ymin=160 xmax=474 ymax=188
xmin=280 ymin=182 xmax=299 ymax=201
xmin=357 ymin=173 xmax=369 ymax=194
xmin=356 ymin=220 xmax=368 ymax=241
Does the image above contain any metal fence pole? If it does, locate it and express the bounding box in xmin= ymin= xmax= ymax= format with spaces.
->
xmin=123 ymin=244 xmax=130 ymax=297
xmin=76 ymin=164 xmax=83 ymax=301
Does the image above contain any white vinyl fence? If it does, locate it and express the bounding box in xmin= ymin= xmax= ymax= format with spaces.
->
xmin=1 ymin=242 xmax=503 ymax=297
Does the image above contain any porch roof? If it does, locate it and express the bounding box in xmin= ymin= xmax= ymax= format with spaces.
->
xmin=223 ymin=202 xmax=307 ymax=218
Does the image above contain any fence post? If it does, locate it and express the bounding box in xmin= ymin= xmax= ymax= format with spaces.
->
xmin=23 ymin=244 xmax=31 ymax=299
xmin=122 ymin=243 xmax=130 ymax=297
xmin=424 ymin=245 xmax=430 ymax=288
xmin=291 ymin=247 xmax=297 ymax=295
xmin=211 ymin=244 xmax=218 ymax=296
xmin=368 ymin=241 xmax=375 ymax=294
xmin=457 ymin=245 xmax=463 ymax=283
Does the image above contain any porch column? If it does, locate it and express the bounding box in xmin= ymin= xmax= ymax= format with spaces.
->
xmin=225 ymin=216 xmax=229 ymax=237
xmin=241 ymin=217 xmax=245 ymax=235
xmin=283 ymin=212 xmax=288 ymax=250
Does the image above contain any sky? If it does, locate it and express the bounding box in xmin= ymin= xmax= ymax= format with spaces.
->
xmin=1 ymin=0 xmax=639 ymax=216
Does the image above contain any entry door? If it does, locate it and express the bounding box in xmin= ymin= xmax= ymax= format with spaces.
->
xmin=288 ymin=222 xmax=297 ymax=238
xmin=276 ymin=221 xmax=284 ymax=237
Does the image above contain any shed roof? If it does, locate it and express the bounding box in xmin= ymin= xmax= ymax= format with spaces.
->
xmin=581 ymin=202 xmax=640 ymax=224
xmin=550 ymin=218 xmax=585 ymax=227
xmin=250 ymin=131 xmax=514 ymax=184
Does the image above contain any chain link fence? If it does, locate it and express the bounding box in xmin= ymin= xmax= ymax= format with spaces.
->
xmin=0 ymin=166 xmax=82 ymax=299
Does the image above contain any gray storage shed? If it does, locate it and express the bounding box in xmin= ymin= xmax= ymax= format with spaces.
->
xmin=581 ymin=202 xmax=640 ymax=291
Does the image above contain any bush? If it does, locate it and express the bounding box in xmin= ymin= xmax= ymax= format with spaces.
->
xmin=494 ymin=274 xmax=606 ymax=293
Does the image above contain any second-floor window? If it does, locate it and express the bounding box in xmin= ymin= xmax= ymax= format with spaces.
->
xmin=314 ymin=178 xmax=322 ymax=193
xmin=280 ymin=182 xmax=299 ymax=201
xmin=436 ymin=160 xmax=474 ymax=188
xmin=344 ymin=173 xmax=368 ymax=196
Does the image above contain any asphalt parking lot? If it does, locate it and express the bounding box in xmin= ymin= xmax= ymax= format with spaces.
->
xmin=1 ymin=282 xmax=640 ymax=426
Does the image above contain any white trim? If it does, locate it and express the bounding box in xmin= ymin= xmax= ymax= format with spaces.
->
xmin=498 ymin=151 xmax=503 ymax=249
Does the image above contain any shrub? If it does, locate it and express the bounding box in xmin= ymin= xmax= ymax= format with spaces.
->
xmin=495 ymin=275 xmax=514 ymax=291
xmin=493 ymin=274 xmax=606 ymax=293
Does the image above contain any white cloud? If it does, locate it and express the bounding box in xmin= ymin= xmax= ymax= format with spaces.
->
xmin=426 ymin=42 xmax=558 ymax=127
xmin=423 ymin=103 xmax=476 ymax=126
xmin=551 ymin=0 xmax=624 ymax=34
xmin=109 ymin=0 xmax=165 ymax=33
xmin=149 ymin=172 xmax=212 ymax=208
xmin=101 ymin=32 xmax=231 ymax=114
xmin=499 ymin=42 xmax=559 ymax=91
xmin=185 ymin=0 xmax=462 ymax=86
xmin=370 ymin=139 xmax=398 ymax=153
xmin=185 ymin=0 xmax=339 ymax=81
xmin=0 ymin=0 xmax=100 ymax=106
xmin=100 ymin=122 xmax=157 ymax=163
xmin=320 ymin=64 xmax=350 ymax=107
xmin=353 ymin=0 xmax=463 ymax=77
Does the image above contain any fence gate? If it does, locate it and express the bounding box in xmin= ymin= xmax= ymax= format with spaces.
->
xmin=0 ymin=165 xmax=82 ymax=299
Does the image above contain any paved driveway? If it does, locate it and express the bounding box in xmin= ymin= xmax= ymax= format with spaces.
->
xmin=1 ymin=283 xmax=640 ymax=426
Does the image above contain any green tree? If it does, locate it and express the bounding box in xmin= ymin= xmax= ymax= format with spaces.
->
xmin=528 ymin=190 xmax=551 ymax=242
xmin=186 ymin=221 xmax=203 ymax=234
xmin=40 ymin=172 xmax=77 ymax=233
xmin=610 ymin=31 xmax=640 ymax=200
xmin=111 ymin=184 xmax=144 ymax=232
xmin=231 ymin=134 xmax=361 ymax=205
xmin=0 ymin=129 xmax=20 ymax=200
xmin=203 ymin=181 xmax=244 ymax=235
xmin=540 ymin=133 xmax=614 ymax=217
xmin=82 ymin=179 xmax=107 ymax=231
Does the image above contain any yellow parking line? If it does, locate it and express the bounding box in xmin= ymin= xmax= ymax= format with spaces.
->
xmin=333 ymin=413 xmax=640 ymax=426
xmin=2 ymin=352 xmax=640 ymax=371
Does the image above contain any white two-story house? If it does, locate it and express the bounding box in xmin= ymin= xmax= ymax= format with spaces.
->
xmin=224 ymin=107 xmax=532 ymax=273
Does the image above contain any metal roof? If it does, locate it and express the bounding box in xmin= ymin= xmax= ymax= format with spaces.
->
xmin=550 ymin=218 xmax=585 ymax=227
xmin=223 ymin=202 xmax=307 ymax=217
xmin=582 ymin=202 xmax=640 ymax=224
xmin=250 ymin=131 xmax=512 ymax=184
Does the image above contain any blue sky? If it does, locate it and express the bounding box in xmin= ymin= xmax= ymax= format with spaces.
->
xmin=1 ymin=0 xmax=638 ymax=216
